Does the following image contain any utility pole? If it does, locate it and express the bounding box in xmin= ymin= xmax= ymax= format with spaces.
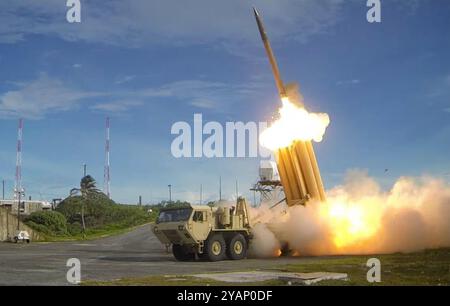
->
xmin=15 ymin=187 xmax=25 ymax=231
xmin=17 ymin=189 xmax=22 ymax=231
xmin=200 ymin=184 xmax=203 ymax=205
xmin=15 ymin=119 xmax=24 ymax=231
xmin=235 ymin=179 xmax=239 ymax=199
xmin=219 ymin=176 xmax=222 ymax=201
xmin=83 ymin=164 xmax=87 ymax=177
xmin=2 ymin=179 xmax=4 ymax=200
xmin=104 ymin=117 xmax=111 ymax=199
xmin=139 ymin=195 xmax=142 ymax=206
xmin=168 ymin=184 xmax=172 ymax=204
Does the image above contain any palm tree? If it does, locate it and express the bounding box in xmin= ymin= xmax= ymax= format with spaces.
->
xmin=70 ymin=175 xmax=100 ymax=233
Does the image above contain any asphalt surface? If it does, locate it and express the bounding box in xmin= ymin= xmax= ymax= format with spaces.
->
xmin=0 ymin=224 xmax=311 ymax=285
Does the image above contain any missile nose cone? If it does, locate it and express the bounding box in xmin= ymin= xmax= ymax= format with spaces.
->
xmin=253 ymin=7 xmax=267 ymax=41
xmin=253 ymin=7 xmax=260 ymax=18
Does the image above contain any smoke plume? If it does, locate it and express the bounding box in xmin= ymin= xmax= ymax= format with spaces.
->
xmin=248 ymin=170 xmax=450 ymax=257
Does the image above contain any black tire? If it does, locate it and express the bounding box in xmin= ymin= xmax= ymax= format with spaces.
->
xmin=226 ymin=234 xmax=247 ymax=260
xmin=172 ymin=244 xmax=194 ymax=261
xmin=204 ymin=234 xmax=226 ymax=262
xmin=26 ymin=239 xmax=30 ymax=244
xmin=14 ymin=238 xmax=18 ymax=243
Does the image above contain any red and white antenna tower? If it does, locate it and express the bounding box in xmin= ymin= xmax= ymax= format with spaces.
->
xmin=104 ymin=117 xmax=111 ymax=198
xmin=14 ymin=118 xmax=24 ymax=199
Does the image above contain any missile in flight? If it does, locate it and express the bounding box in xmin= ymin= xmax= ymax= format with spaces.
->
xmin=253 ymin=7 xmax=327 ymax=205
xmin=253 ymin=7 xmax=288 ymax=100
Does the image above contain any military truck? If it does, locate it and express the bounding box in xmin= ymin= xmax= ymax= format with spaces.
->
xmin=151 ymin=197 xmax=252 ymax=261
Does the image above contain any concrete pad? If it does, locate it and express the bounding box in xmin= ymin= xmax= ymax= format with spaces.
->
xmin=193 ymin=271 xmax=348 ymax=285
xmin=279 ymin=272 xmax=349 ymax=285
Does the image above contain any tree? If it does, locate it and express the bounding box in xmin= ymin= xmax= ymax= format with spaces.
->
xmin=70 ymin=175 xmax=100 ymax=234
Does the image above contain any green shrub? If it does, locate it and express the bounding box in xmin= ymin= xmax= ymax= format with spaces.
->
xmin=25 ymin=211 xmax=68 ymax=235
xmin=28 ymin=176 xmax=155 ymax=238
xmin=67 ymin=222 xmax=82 ymax=235
xmin=25 ymin=221 xmax=52 ymax=235
xmin=57 ymin=193 xmax=116 ymax=226
xmin=57 ymin=193 xmax=152 ymax=231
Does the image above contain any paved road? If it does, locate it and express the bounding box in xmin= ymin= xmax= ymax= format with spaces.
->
xmin=0 ymin=224 xmax=311 ymax=285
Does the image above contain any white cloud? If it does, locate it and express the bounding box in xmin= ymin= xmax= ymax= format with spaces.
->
xmin=72 ymin=63 xmax=82 ymax=68
xmin=109 ymin=79 xmax=265 ymax=111
xmin=91 ymin=100 xmax=143 ymax=113
xmin=115 ymin=75 xmax=136 ymax=85
xmin=0 ymin=33 xmax=25 ymax=44
xmin=0 ymin=73 xmax=103 ymax=119
xmin=146 ymin=79 xmax=264 ymax=110
xmin=427 ymin=74 xmax=450 ymax=99
xmin=0 ymin=0 xmax=345 ymax=48
xmin=189 ymin=99 xmax=217 ymax=109
xmin=337 ymin=79 xmax=360 ymax=86
xmin=157 ymin=80 xmax=226 ymax=109
xmin=393 ymin=0 xmax=423 ymax=14
xmin=0 ymin=74 xmax=266 ymax=118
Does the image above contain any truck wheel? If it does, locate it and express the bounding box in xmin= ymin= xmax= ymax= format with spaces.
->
xmin=227 ymin=234 xmax=247 ymax=260
xmin=205 ymin=234 xmax=226 ymax=262
xmin=172 ymin=244 xmax=194 ymax=261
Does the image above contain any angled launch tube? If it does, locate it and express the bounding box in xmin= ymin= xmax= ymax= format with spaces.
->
xmin=254 ymin=8 xmax=327 ymax=205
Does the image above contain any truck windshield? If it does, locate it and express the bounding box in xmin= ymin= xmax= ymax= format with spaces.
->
xmin=157 ymin=208 xmax=192 ymax=223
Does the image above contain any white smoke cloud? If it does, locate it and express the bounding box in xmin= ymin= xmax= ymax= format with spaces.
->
xmin=249 ymin=170 xmax=450 ymax=257
xmin=0 ymin=0 xmax=345 ymax=47
xmin=248 ymin=223 xmax=281 ymax=258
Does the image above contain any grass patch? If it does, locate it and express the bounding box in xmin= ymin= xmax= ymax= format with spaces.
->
xmin=279 ymin=248 xmax=450 ymax=286
xmin=83 ymin=275 xmax=285 ymax=286
xmin=37 ymin=223 xmax=151 ymax=242
xmin=82 ymin=248 xmax=450 ymax=286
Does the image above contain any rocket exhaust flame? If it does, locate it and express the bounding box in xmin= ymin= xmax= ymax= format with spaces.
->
xmin=320 ymin=197 xmax=381 ymax=249
xmin=259 ymin=96 xmax=329 ymax=204
xmin=249 ymin=171 xmax=450 ymax=257
xmin=260 ymin=97 xmax=330 ymax=151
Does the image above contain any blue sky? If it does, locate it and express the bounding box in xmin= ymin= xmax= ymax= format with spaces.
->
xmin=0 ymin=0 xmax=449 ymax=204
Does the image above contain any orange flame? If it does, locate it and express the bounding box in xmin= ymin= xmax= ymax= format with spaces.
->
xmin=319 ymin=198 xmax=382 ymax=250
xmin=260 ymin=98 xmax=330 ymax=150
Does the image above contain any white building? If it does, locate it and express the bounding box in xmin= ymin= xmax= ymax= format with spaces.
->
xmin=0 ymin=199 xmax=52 ymax=215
